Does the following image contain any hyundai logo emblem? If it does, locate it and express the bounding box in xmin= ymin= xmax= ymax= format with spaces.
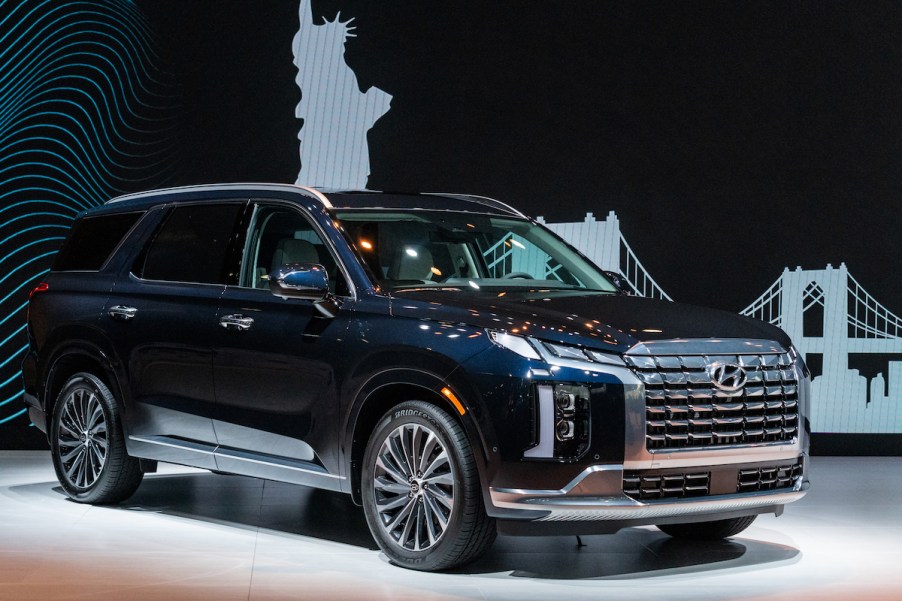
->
xmin=709 ymin=362 xmax=747 ymax=392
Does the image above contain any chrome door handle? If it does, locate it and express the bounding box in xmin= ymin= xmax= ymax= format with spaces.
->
xmin=108 ymin=305 xmax=137 ymax=321
xmin=219 ymin=314 xmax=254 ymax=331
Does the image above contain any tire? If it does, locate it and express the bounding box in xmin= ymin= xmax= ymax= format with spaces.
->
xmin=50 ymin=372 xmax=143 ymax=504
xmin=657 ymin=515 xmax=757 ymax=540
xmin=361 ymin=401 xmax=496 ymax=571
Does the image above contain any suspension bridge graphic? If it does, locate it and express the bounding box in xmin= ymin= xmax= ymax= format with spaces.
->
xmin=741 ymin=264 xmax=902 ymax=433
xmin=537 ymin=212 xmax=672 ymax=300
xmin=541 ymin=212 xmax=902 ymax=434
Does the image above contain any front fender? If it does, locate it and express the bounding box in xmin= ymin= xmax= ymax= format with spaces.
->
xmin=341 ymin=350 xmax=500 ymax=504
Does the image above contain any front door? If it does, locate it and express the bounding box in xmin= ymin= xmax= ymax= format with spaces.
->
xmin=211 ymin=202 xmax=351 ymax=485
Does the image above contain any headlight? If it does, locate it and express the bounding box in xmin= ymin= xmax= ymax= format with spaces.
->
xmin=542 ymin=341 xmax=624 ymax=367
xmin=488 ymin=330 xmax=625 ymax=368
xmin=489 ymin=331 xmax=541 ymax=360
xmin=544 ymin=341 xmax=589 ymax=361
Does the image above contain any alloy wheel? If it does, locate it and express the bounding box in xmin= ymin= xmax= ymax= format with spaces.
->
xmin=56 ymin=387 xmax=108 ymax=489
xmin=372 ymin=423 xmax=456 ymax=551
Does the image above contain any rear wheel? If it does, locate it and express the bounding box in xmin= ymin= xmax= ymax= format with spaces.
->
xmin=361 ymin=401 xmax=496 ymax=571
xmin=657 ymin=515 xmax=757 ymax=540
xmin=50 ymin=372 xmax=143 ymax=504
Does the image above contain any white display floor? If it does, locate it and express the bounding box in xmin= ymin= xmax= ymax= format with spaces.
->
xmin=0 ymin=451 xmax=899 ymax=600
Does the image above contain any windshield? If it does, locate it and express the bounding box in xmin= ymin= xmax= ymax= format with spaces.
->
xmin=333 ymin=210 xmax=618 ymax=293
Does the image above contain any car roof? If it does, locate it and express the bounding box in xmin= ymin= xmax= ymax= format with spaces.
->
xmin=97 ymin=183 xmax=525 ymax=217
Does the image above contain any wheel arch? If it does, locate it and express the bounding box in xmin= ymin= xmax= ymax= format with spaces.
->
xmin=41 ymin=335 xmax=127 ymax=430
xmin=345 ymin=367 xmax=494 ymax=505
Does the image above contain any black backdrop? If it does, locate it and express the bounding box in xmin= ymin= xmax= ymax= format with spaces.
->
xmin=2 ymin=0 xmax=900 ymax=449
xmin=138 ymin=0 xmax=902 ymax=314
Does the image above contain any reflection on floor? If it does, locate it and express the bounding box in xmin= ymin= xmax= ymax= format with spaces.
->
xmin=1 ymin=452 xmax=900 ymax=600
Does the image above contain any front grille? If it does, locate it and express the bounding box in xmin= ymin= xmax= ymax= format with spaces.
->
xmin=623 ymin=459 xmax=803 ymax=501
xmin=623 ymin=470 xmax=710 ymax=500
xmin=624 ymin=350 xmax=799 ymax=451
xmin=738 ymin=460 xmax=803 ymax=492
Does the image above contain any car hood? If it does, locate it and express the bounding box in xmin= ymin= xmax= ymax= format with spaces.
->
xmin=389 ymin=287 xmax=791 ymax=354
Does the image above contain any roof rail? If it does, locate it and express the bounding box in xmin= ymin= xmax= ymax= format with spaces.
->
xmin=105 ymin=183 xmax=332 ymax=207
xmin=423 ymin=192 xmax=527 ymax=218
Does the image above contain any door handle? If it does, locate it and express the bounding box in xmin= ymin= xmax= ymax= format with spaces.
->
xmin=219 ymin=314 xmax=254 ymax=331
xmin=108 ymin=305 xmax=137 ymax=321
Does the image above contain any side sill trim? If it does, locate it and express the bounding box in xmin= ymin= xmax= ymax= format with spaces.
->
xmin=216 ymin=447 xmax=343 ymax=479
xmin=128 ymin=435 xmax=345 ymax=480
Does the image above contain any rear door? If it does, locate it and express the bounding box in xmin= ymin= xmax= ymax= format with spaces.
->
xmin=103 ymin=201 xmax=249 ymax=467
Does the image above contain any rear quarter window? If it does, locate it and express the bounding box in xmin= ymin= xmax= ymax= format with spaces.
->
xmin=52 ymin=212 xmax=144 ymax=272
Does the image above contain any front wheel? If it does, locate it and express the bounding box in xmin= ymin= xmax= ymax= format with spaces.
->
xmin=361 ymin=401 xmax=496 ymax=571
xmin=50 ymin=372 xmax=143 ymax=504
xmin=657 ymin=515 xmax=757 ymax=540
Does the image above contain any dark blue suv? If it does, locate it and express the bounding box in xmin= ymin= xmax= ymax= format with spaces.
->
xmin=22 ymin=184 xmax=809 ymax=570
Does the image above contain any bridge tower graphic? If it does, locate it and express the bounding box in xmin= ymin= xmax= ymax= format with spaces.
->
xmin=537 ymin=211 xmax=672 ymax=301
xmin=741 ymin=264 xmax=902 ymax=433
xmin=540 ymin=212 xmax=901 ymax=434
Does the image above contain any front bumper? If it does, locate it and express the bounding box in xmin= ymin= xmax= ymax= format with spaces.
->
xmin=490 ymin=456 xmax=808 ymax=535
xmin=490 ymin=458 xmax=808 ymax=521
xmin=476 ymin=337 xmax=811 ymax=535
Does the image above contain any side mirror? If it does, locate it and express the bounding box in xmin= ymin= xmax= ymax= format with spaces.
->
xmin=269 ymin=263 xmax=329 ymax=301
xmin=269 ymin=263 xmax=340 ymax=318
xmin=602 ymin=270 xmax=632 ymax=295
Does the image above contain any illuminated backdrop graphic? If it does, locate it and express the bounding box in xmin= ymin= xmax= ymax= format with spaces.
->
xmin=0 ymin=1 xmax=899 ymax=451
xmin=0 ymin=0 xmax=175 ymax=445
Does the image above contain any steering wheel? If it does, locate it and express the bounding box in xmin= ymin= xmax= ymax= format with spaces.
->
xmin=501 ymin=272 xmax=534 ymax=279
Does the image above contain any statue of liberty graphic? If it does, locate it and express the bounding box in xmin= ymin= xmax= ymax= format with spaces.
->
xmin=292 ymin=0 xmax=392 ymax=189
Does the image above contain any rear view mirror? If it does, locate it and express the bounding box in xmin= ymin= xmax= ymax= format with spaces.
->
xmin=602 ymin=270 xmax=632 ymax=295
xmin=269 ymin=263 xmax=329 ymax=301
xmin=269 ymin=263 xmax=340 ymax=318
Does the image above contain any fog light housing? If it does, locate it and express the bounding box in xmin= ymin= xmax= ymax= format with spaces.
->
xmin=556 ymin=419 xmax=575 ymax=440
xmin=524 ymin=383 xmax=593 ymax=460
xmin=555 ymin=388 xmax=576 ymax=412
xmin=552 ymin=384 xmax=590 ymax=458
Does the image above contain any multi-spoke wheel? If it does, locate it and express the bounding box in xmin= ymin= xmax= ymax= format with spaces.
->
xmin=57 ymin=383 xmax=108 ymax=489
xmin=372 ymin=422 xmax=455 ymax=551
xmin=50 ymin=373 xmax=142 ymax=504
xmin=362 ymin=401 xmax=495 ymax=571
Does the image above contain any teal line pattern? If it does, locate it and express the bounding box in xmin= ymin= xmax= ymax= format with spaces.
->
xmin=0 ymin=0 xmax=176 ymax=438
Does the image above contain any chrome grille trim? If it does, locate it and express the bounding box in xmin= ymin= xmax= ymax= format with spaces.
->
xmin=623 ymin=470 xmax=710 ymax=500
xmin=738 ymin=459 xmax=804 ymax=492
xmin=625 ymin=344 xmax=800 ymax=452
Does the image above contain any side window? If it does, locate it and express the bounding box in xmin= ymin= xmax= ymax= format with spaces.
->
xmin=52 ymin=211 xmax=143 ymax=271
xmin=135 ymin=203 xmax=245 ymax=284
xmin=240 ymin=205 xmax=349 ymax=296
